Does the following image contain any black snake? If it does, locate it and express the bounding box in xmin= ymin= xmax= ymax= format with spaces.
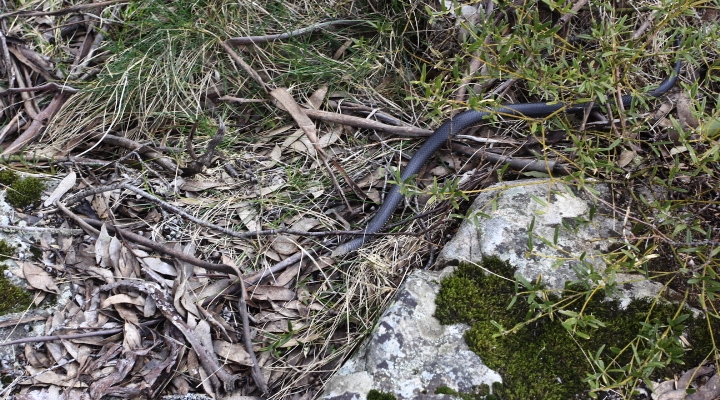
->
xmin=333 ymin=49 xmax=682 ymax=256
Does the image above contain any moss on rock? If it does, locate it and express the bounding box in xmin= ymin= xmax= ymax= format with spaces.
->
xmin=435 ymin=257 xmax=718 ymax=400
xmin=6 ymin=176 xmax=45 ymax=208
xmin=367 ymin=389 xmax=397 ymax=400
xmin=0 ymin=240 xmax=33 ymax=315
xmin=0 ymin=169 xmax=19 ymax=185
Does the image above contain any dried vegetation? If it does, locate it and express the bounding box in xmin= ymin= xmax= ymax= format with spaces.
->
xmin=0 ymin=0 xmax=718 ymax=399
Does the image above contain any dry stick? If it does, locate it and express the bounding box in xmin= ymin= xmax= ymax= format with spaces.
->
xmin=451 ymin=143 xmax=572 ymax=175
xmin=326 ymin=100 xmax=409 ymax=126
xmin=0 ymin=224 xmax=84 ymax=235
xmin=62 ymin=182 xmax=126 ymax=206
xmin=219 ymin=42 xmax=269 ymax=93
xmin=2 ymin=92 xmax=69 ymax=156
xmin=0 ymin=0 xmax=130 ymax=18
xmin=555 ymin=0 xmax=591 ymax=30
xmin=226 ymin=20 xmax=365 ymax=45
xmin=0 ymin=319 xmax=162 ymax=346
xmin=57 ymin=199 xmax=238 ymax=274
xmin=0 ymin=29 xmax=14 ymax=89
xmin=101 ymin=280 xmax=240 ymax=393
xmin=301 ymin=108 xmax=433 ymax=137
xmin=78 ymin=217 xmax=239 ymax=275
xmin=55 ymin=200 xmax=101 ymax=236
xmin=0 ymin=82 xmax=79 ymax=97
xmin=237 ymin=278 xmax=269 ymax=395
xmin=65 ymin=182 xmax=432 ymax=240
xmin=632 ymin=10 xmax=660 ymax=40
xmin=100 ymin=134 xmax=179 ymax=172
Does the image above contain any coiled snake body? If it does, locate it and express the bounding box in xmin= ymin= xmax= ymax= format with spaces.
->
xmin=332 ymin=56 xmax=682 ymax=256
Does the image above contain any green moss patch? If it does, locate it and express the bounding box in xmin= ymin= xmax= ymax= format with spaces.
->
xmin=367 ymin=389 xmax=397 ymax=400
xmin=0 ymin=169 xmax=19 ymax=185
xmin=5 ymin=176 xmax=45 ymax=208
xmin=0 ymin=240 xmax=33 ymax=315
xmin=435 ymin=257 xmax=717 ymax=400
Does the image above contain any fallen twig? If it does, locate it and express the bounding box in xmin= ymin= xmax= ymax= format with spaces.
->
xmin=98 ymin=134 xmax=179 ymax=172
xmin=0 ymin=0 xmax=130 ymax=19
xmin=101 ymin=280 xmax=241 ymax=393
xmin=80 ymin=217 xmax=239 ymax=276
xmin=2 ymin=92 xmax=70 ymax=156
xmin=238 ymin=278 xmax=269 ymax=395
xmin=182 ymin=119 xmax=225 ymax=176
xmin=0 ymin=82 xmax=79 ymax=97
xmin=0 ymin=319 xmax=162 ymax=347
xmin=227 ymin=20 xmax=366 ymax=45
xmin=451 ymin=143 xmax=572 ymax=175
xmin=0 ymin=224 xmax=84 ymax=235
xmin=301 ymin=108 xmax=433 ymax=137
xmin=219 ymin=41 xmax=269 ymax=92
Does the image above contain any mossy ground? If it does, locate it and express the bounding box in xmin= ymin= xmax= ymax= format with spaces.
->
xmin=0 ymin=240 xmax=33 ymax=315
xmin=367 ymin=389 xmax=397 ymax=400
xmin=435 ymin=257 xmax=718 ymax=400
xmin=0 ymin=169 xmax=19 ymax=186
xmin=5 ymin=176 xmax=45 ymax=209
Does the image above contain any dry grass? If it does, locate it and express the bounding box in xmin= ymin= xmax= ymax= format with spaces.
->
xmin=1 ymin=0 xmax=719 ymax=398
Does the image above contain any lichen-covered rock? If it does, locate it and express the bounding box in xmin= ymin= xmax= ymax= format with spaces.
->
xmin=320 ymin=268 xmax=501 ymax=400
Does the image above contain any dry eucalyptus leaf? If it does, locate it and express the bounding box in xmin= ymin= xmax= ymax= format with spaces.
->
xmin=270 ymin=87 xmax=318 ymax=144
xmin=617 ymin=149 xmax=635 ymax=168
xmin=180 ymin=180 xmax=229 ymax=192
xmin=236 ymin=203 xmax=259 ymax=231
xmin=307 ymin=85 xmax=328 ymax=109
xmin=123 ymin=322 xmax=142 ymax=351
xmin=259 ymin=183 xmax=285 ymax=196
xmin=269 ymin=144 xmax=282 ymax=164
xmin=44 ymin=170 xmax=76 ymax=206
xmin=22 ymin=261 xmax=59 ymax=293
xmin=676 ymin=93 xmax=699 ymax=129
xmin=91 ymin=192 xmax=111 ymax=219
xmin=271 ymin=235 xmax=298 ymax=255
xmin=101 ymin=294 xmax=144 ymax=309
xmin=250 ymin=285 xmax=295 ymax=301
xmin=138 ymin=256 xmax=177 ymax=277
xmin=213 ymin=340 xmax=253 ymax=366
xmin=95 ymin=225 xmax=113 ymax=268
xmin=24 ymin=366 xmax=88 ymax=388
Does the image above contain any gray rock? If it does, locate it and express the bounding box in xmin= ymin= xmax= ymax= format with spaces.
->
xmin=321 ymin=268 xmax=501 ymax=400
xmin=322 ymin=179 xmax=688 ymax=400
xmin=438 ymin=179 xmax=669 ymax=297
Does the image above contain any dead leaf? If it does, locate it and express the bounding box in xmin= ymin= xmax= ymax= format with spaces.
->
xmin=44 ymin=170 xmax=76 ymax=206
xmin=24 ymin=366 xmax=88 ymax=388
xmin=138 ymin=256 xmax=177 ymax=277
xmin=250 ymin=285 xmax=295 ymax=301
xmin=22 ymin=261 xmax=59 ymax=293
xmin=123 ymin=322 xmax=142 ymax=351
xmin=306 ymin=85 xmax=328 ymax=109
xmin=94 ymin=225 xmax=112 ymax=268
xmin=101 ymin=294 xmax=145 ymax=309
xmin=180 ymin=180 xmax=230 ymax=192
xmin=676 ymin=93 xmax=699 ymax=129
xmin=270 ymin=87 xmax=319 ymax=144
xmin=213 ymin=340 xmax=253 ymax=366
xmin=271 ymin=235 xmax=298 ymax=255
xmin=91 ymin=192 xmax=111 ymax=219
xmin=617 ymin=149 xmax=635 ymax=168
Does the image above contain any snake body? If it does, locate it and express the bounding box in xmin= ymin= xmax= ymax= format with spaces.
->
xmin=332 ymin=57 xmax=682 ymax=256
